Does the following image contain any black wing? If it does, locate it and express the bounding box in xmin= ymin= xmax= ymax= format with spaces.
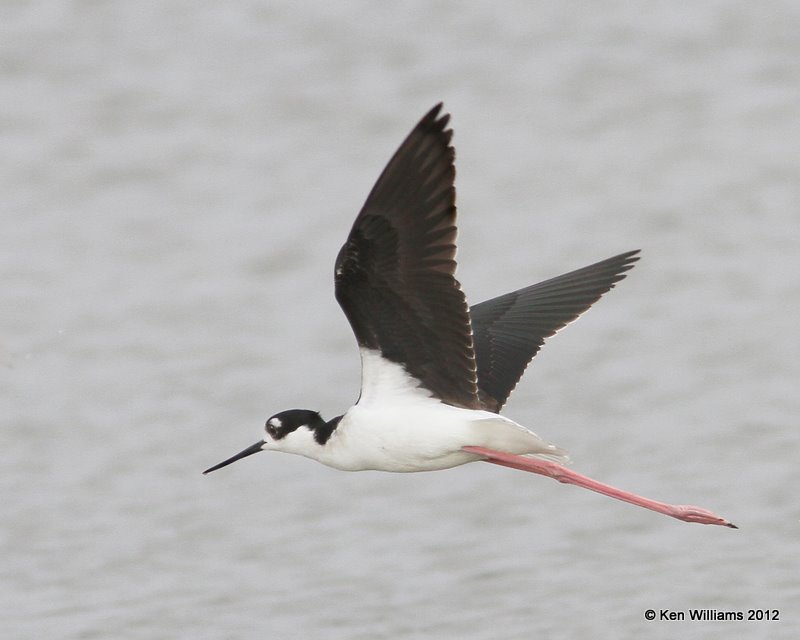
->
xmin=334 ymin=104 xmax=480 ymax=409
xmin=471 ymin=250 xmax=640 ymax=412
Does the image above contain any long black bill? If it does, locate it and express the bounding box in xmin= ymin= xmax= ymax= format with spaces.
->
xmin=203 ymin=441 xmax=264 ymax=474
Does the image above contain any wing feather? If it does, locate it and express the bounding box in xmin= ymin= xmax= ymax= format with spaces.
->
xmin=335 ymin=104 xmax=480 ymax=409
xmin=471 ymin=250 xmax=640 ymax=411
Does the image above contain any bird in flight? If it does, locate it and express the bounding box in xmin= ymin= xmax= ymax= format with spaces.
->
xmin=204 ymin=104 xmax=735 ymax=529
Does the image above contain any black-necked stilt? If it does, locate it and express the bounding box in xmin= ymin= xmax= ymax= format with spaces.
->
xmin=204 ymin=104 xmax=735 ymax=529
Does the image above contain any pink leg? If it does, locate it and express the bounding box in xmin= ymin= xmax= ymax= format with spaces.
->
xmin=463 ymin=446 xmax=737 ymax=528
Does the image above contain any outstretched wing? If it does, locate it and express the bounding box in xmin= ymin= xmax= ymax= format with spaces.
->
xmin=334 ymin=104 xmax=480 ymax=409
xmin=471 ymin=250 xmax=640 ymax=412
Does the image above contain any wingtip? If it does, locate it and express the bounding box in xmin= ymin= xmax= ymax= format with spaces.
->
xmin=606 ymin=249 xmax=642 ymax=279
xmin=428 ymin=101 xmax=445 ymax=117
xmin=620 ymin=248 xmax=642 ymax=263
xmin=422 ymin=102 xmax=451 ymax=132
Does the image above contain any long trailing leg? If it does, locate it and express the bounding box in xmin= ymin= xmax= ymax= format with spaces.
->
xmin=463 ymin=446 xmax=736 ymax=528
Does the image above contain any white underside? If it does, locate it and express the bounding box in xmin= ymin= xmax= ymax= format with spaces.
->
xmin=310 ymin=349 xmax=567 ymax=472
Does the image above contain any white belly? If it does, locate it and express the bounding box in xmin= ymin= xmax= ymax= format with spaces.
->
xmin=317 ymin=399 xmax=565 ymax=472
xmin=316 ymin=349 xmax=565 ymax=472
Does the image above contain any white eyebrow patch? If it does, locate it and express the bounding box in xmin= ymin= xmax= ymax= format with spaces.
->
xmin=268 ymin=417 xmax=282 ymax=429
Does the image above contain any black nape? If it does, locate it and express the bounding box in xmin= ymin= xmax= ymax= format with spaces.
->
xmin=314 ymin=415 xmax=342 ymax=445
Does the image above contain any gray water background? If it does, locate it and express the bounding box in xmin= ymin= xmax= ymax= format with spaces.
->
xmin=3 ymin=2 xmax=799 ymax=638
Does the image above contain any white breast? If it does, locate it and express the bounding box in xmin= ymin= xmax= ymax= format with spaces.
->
xmin=315 ymin=349 xmax=566 ymax=472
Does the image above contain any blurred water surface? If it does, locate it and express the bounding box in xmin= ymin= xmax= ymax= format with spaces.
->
xmin=2 ymin=2 xmax=799 ymax=638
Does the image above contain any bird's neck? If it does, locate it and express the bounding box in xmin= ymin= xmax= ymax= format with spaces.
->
xmin=311 ymin=414 xmax=342 ymax=445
